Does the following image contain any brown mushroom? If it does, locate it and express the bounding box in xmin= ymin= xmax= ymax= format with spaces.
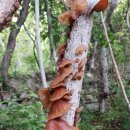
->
xmin=45 ymin=119 xmax=79 ymax=130
xmin=51 ymin=82 xmax=66 ymax=89
xmin=58 ymin=59 xmax=73 ymax=68
xmin=76 ymin=107 xmax=84 ymax=113
xmin=74 ymin=113 xmax=80 ymax=127
xmin=50 ymin=88 xmax=70 ymax=101
xmin=73 ymin=70 xmax=84 ymax=80
xmin=93 ymin=0 xmax=108 ymax=12
xmin=75 ymin=44 xmax=87 ymax=55
xmin=57 ymin=43 xmax=67 ymax=56
xmin=58 ymin=11 xmax=75 ymax=25
xmin=50 ymin=66 xmax=72 ymax=87
xmin=62 ymin=94 xmax=72 ymax=101
xmin=78 ymin=57 xmax=87 ymax=70
xmin=48 ymin=99 xmax=72 ymax=120
xmin=38 ymin=88 xmax=51 ymax=110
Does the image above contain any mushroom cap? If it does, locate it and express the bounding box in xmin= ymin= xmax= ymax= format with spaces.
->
xmin=48 ymin=99 xmax=72 ymax=120
xmin=50 ymin=88 xmax=70 ymax=101
xmin=70 ymin=0 xmax=87 ymax=20
xmin=93 ymin=0 xmax=108 ymax=12
xmin=62 ymin=94 xmax=72 ymax=101
xmin=45 ymin=119 xmax=79 ymax=130
xmin=50 ymin=66 xmax=72 ymax=87
xmin=51 ymin=82 xmax=66 ymax=89
xmin=58 ymin=59 xmax=73 ymax=68
xmin=78 ymin=57 xmax=87 ymax=69
xmin=58 ymin=11 xmax=74 ymax=25
xmin=73 ymin=71 xmax=84 ymax=80
xmin=76 ymin=107 xmax=84 ymax=113
xmin=38 ymin=88 xmax=51 ymax=110
xmin=57 ymin=43 xmax=67 ymax=55
xmin=75 ymin=44 xmax=87 ymax=55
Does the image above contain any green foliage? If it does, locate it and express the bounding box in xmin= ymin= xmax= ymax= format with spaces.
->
xmin=0 ymin=96 xmax=46 ymax=130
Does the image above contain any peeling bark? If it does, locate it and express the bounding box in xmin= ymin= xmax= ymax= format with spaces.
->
xmin=62 ymin=14 xmax=93 ymax=126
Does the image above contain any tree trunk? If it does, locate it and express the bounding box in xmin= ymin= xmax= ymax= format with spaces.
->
xmin=98 ymin=0 xmax=119 ymax=113
xmin=99 ymin=46 xmax=109 ymax=113
xmin=35 ymin=0 xmax=47 ymax=87
xmin=0 ymin=0 xmax=19 ymax=31
xmin=0 ymin=0 xmax=30 ymax=79
xmin=44 ymin=0 xmax=57 ymax=63
xmin=62 ymin=14 xmax=93 ymax=126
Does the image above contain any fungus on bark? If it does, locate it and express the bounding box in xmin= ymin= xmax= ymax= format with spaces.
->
xmin=75 ymin=44 xmax=87 ymax=55
xmin=93 ymin=0 xmax=108 ymax=12
xmin=48 ymin=99 xmax=72 ymax=120
xmin=45 ymin=119 xmax=79 ymax=130
xmin=49 ymin=87 xmax=70 ymax=101
xmin=72 ymin=70 xmax=84 ymax=80
xmin=51 ymin=82 xmax=66 ymax=89
xmin=50 ymin=66 xmax=72 ymax=87
xmin=58 ymin=0 xmax=87 ymax=24
xmin=78 ymin=57 xmax=87 ymax=70
xmin=58 ymin=11 xmax=75 ymax=25
xmin=38 ymin=88 xmax=51 ymax=110
xmin=76 ymin=107 xmax=84 ymax=113
xmin=62 ymin=94 xmax=72 ymax=101
xmin=57 ymin=43 xmax=67 ymax=56
xmin=58 ymin=59 xmax=73 ymax=68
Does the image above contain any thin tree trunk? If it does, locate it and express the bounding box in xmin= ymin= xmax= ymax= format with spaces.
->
xmin=44 ymin=0 xmax=57 ymax=63
xmin=99 ymin=0 xmax=119 ymax=113
xmin=35 ymin=0 xmax=47 ymax=87
xmin=99 ymin=46 xmax=109 ymax=113
xmin=62 ymin=14 xmax=93 ymax=126
xmin=0 ymin=0 xmax=30 ymax=80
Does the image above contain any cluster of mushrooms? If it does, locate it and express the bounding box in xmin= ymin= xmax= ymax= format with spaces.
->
xmin=38 ymin=42 xmax=87 ymax=130
xmin=0 ymin=0 xmax=20 ymax=32
xmin=38 ymin=0 xmax=108 ymax=129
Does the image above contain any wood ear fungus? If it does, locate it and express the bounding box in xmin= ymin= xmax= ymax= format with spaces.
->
xmin=45 ymin=119 xmax=79 ymax=130
xmin=93 ymin=0 xmax=108 ymax=12
xmin=75 ymin=44 xmax=87 ymax=55
xmin=38 ymin=88 xmax=51 ymax=110
xmin=58 ymin=11 xmax=74 ymax=25
xmin=50 ymin=66 xmax=72 ymax=87
xmin=57 ymin=43 xmax=67 ymax=56
xmin=48 ymin=99 xmax=72 ymax=120
xmin=51 ymin=82 xmax=66 ymax=89
xmin=58 ymin=59 xmax=73 ymax=68
xmin=49 ymin=87 xmax=70 ymax=101
xmin=73 ymin=70 xmax=84 ymax=80
xmin=78 ymin=57 xmax=87 ymax=69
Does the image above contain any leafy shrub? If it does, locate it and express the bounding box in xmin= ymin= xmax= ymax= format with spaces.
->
xmin=0 ymin=95 xmax=46 ymax=130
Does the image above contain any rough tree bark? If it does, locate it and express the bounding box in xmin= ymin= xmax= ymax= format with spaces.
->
xmin=0 ymin=0 xmax=30 ymax=80
xmin=99 ymin=46 xmax=109 ymax=113
xmin=0 ymin=0 xmax=19 ymax=31
xmin=62 ymin=14 xmax=93 ymax=126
